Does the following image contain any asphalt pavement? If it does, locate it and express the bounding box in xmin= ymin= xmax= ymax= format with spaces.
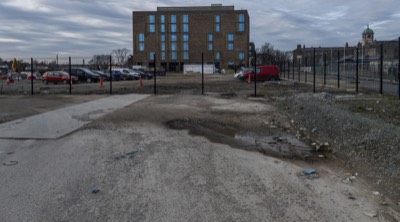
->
xmin=0 ymin=94 xmax=149 ymax=139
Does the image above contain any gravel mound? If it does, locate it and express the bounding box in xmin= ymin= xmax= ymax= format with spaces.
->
xmin=276 ymin=92 xmax=400 ymax=200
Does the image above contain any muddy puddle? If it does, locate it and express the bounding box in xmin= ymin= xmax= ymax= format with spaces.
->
xmin=166 ymin=119 xmax=313 ymax=159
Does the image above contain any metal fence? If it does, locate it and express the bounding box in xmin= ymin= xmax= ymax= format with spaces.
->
xmin=279 ymin=40 xmax=400 ymax=99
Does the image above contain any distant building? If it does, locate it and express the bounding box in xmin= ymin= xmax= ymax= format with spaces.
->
xmin=132 ymin=4 xmax=250 ymax=72
xmin=293 ymin=26 xmax=399 ymax=77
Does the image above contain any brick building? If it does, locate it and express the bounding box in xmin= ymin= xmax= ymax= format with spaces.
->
xmin=132 ymin=4 xmax=250 ymax=72
xmin=293 ymin=26 xmax=399 ymax=78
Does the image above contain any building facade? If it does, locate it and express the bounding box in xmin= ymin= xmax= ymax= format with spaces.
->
xmin=132 ymin=4 xmax=250 ymax=72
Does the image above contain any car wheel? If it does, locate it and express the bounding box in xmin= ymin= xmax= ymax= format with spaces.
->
xmin=87 ymin=78 xmax=91 ymax=83
xmin=270 ymin=77 xmax=276 ymax=81
xmin=63 ymin=80 xmax=68 ymax=84
xmin=44 ymin=80 xmax=48 ymax=85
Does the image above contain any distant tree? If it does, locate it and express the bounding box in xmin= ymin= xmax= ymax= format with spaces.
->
xmin=257 ymin=42 xmax=290 ymax=65
xmin=125 ymin=54 xmax=134 ymax=68
xmin=89 ymin=55 xmax=110 ymax=70
xmin=112 ymin=48 xmax=129 ymax=67
xmin=12 ymin=58 xmax=19 ymax=72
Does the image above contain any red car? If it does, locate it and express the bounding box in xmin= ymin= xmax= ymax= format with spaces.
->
xmin=42 ymin=71 xmax=79 ymax=84
xmin=243 ymin=65 xmax=280 ymax=81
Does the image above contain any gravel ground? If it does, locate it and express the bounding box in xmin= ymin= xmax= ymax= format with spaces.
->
xmin=275 ymin=91 xmax=400 ymax=204
xmin=1 ymin=73 xmax=400 ymax=221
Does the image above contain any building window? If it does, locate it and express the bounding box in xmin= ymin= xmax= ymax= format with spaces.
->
xmin=139 ymin=33 xmax=144 ymax=42
xmin=171 ymin=43 xmax=177 ymax=51
xmin=160 ymin=24 xmax=165 ymax=32
xmin=160 ymin=15 xmax=165 ymax=23
xmin=239 ymin=51 xmax=244 ymax=60
xmin=183 ymin=34 xmax=189 ymax=42
xmin=183 ymin=15 xmax=189 ymax=23
xmin=238 ymin=14 xmax=245 ymax=32
xmin=208 ymin=43 xmax=213 ymax=51
xmin=170 ymin=24 xmax=177 ymax=33
xmin=208 ymin=33 xmax=213 ymax=51
xmin=150 ymin=52 xmax=155 ymax=61
xmin=215 ymin=52 xmax=220 ymax=60
xmin=183 ymin=42 xmax=189 ymax=51
xmin=161 ymin=52 xmax=166 ymax=60
xmin=228 ymin=33 xmax=234 ymax=42
xmin=171 ymin=34 xmax=177 ymax=42
xmin=171 ymin=15 xmax=176 ymax=23
xmin=171 ymin=52 xmax=177 ymax=60
xmin=161 ymin=34 xmax=165 ymax=42
xmin=183 ymin=51 xmax=189 ymax=60
xmin=161 ymin=43 xmax=166 ymax=51
xmin=149 ymin=15 xmax=155 ymax=23
xmin=239 ymin=14 xmax=245 ymax=22
xmin=228 ymin=33 xmax=234 ymax=50
xmin=149 ymin=25 xmax=155 ymax=32
xmin=238 ymin=23 xmax=245 ymax=32
xmin=148 ymin=15 xmax=155 ymax=33
xmin=139 ymin=33 xmax=145 ymax=51
xmin=215 ymin=15 xmax=220 ymax=32
xmin=208 ymin=33 xmax=213 ymax=42
xmin=215 ymin=24 xmax=220 ymax=32
xmin=183 ymin=24 xmax=189 ymax=32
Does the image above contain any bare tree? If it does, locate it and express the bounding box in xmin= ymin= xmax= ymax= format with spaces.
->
xmin=257 ymin=42 xmax=290 ymax=65
xmin=112 ymin=48 xmax=129 ymax=67
xmin=89 ymin=55 xmax=110 ymax=70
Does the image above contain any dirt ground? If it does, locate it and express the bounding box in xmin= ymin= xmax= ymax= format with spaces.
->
xmin=1 ymin=72 xmax=399 ymax=221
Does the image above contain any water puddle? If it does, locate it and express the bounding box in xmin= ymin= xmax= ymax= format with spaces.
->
xmin=166 ymin=119 xmax=312 ymax=159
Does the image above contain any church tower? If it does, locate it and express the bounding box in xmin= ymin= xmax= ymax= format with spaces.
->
xmin=362 ymin=25 xmax=374 ymax=46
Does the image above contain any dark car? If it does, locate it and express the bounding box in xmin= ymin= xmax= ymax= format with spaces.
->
xmin=92 ymin=70 xmax=110 ymax=81
xmin=42 ymin=71 xmax=79 ymax=84
xmin=133 ymin=69 xmax=153 ymax=79
xmin=111 ymin=70 xmax=124 ymax=81
xmin=63 ymin=67 xmax=100 ymax=83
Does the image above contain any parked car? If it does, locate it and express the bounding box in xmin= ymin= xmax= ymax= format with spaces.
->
xmin=113 ymin=68 xmax=141 ymax=80
xmin=42 ymin=71 xmax=79 ymax=84
xmin=27 ymin=72 xmax=37 ymax=80
xmin=133 ymin=69 xmax=153 ymax=79
xmin=91 ymin=70 xmax=110 ymax=81
xmin=62 ymin=67 xmax=100 ymax=83
xmin=242 ymin=65 xmax=280 ymax=81
xmin=111 ymin=70 xmax=124 ymax=81
xmin=234 ymin=67 xmax=253 ymax=79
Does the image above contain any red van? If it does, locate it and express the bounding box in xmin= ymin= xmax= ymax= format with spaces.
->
xmin=243 ymin=65 xmax=280 ymax=81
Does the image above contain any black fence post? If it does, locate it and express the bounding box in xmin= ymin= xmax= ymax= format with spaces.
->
xmin=337 ymin=51 xmax=340 ymax=88
xmin=356 ymin=48 xmax=359 ymax=93
xmin=154 ymin=54 xmax=157 ymax=95
xmin=292 ymin=58 xmax=295 ymax=80
xmin=30 ymin=58 xmax=34 ymax=95
xmin=254 ymin=52 xmax=257 ymax=97
xmin=284 ymin=61 xmax=286 ymax=78
xmin=323 ymin=53 xmax=326 ymax=85
xmin=313 ymin=48 xmax=316 ymax=93
xmin=305 ymin=56 xmax=307 ymax=82
xmin=69 ymin=56 xmax=72 ymax=95
xmin=298 ymin=59 xmax=300 ymax=81
xmin=201 ymin=53 xmax=204 ymax=95
xmin=109 ymin=55 xmax=112 ymax=95
xmin=380 ymin=44 xmax=383 ymax=94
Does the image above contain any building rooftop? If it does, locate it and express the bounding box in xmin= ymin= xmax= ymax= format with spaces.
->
xmin=157 ymin=4 xmax=235 ymax=11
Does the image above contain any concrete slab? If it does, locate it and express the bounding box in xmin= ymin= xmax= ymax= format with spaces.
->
xmin=0 ymin=94 xmax=149 ymax=139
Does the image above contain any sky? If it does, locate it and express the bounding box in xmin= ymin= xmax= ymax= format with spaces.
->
xmin=0 ymin=0 xmax=399 ymax=60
